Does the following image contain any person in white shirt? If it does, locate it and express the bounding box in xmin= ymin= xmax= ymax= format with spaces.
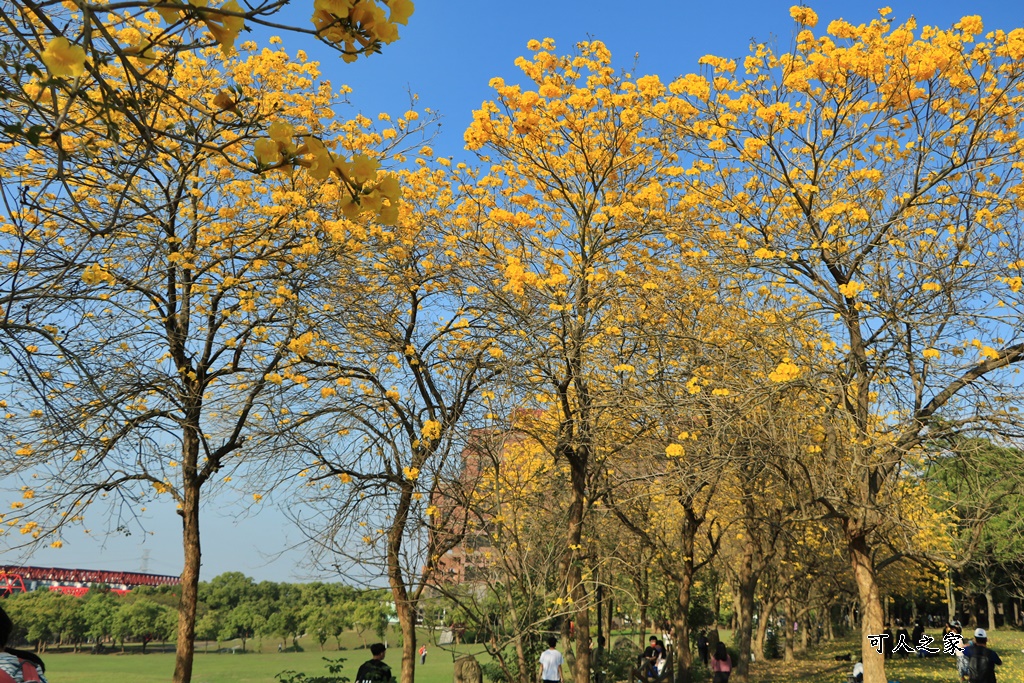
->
xmin=539 ymin=637 xmax=564 ymax=683
xmin=851 ymin=661 xmax=863 ymax=683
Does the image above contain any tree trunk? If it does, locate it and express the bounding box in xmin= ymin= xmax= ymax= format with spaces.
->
xmin=733 ymin=540 xmax=757 ymax=682
xmin=605 ymin=595 xmax=613 ymax=652
xmin=985 ymin=588 xmax=996 ymax=631
xmin=753 ymin=602 xmax=772 ymax=661
xmin=395 ymin=599 xmax=417 ymax=683
xmin=635 ymin=557 xmax=650 ymax=648
xmin=560 ymin=455 xmax=590 ymax=683
xmin=783 ymin=599 xmax=795 ymax=662
xmin=673 ymin=576 xmax=694 ymax=683
xmin=849 ymin=534 xmax=885 ymax=683
xmin=172 ymin=429 xmax=202 ymax=683
xmin=596 ymin=581 xmax=605 ymax=683
xmin=945 ymin=572 xmax=956 ymax=623
xmin=671 ymin=507 xmax=698 ymax=683
xmin=387 ymin=483 xmax=418 ymax=683
xmin=515 ymin=630 xmax=529 ymax=683
xmin=826 ymin=604 xmax=834 ymax=641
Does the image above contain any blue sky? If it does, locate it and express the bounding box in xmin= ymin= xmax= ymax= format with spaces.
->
xmin=6 ymin=0 xmax=1024 ymax=584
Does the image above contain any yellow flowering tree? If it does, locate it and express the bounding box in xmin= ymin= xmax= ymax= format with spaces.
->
xmin=0 ymin=43 xmax=420 ymax=683
xmin=1 ymin=0 xmax=413 ymax=148
xmin=464 ymin=39 xmax=696 ymax=681
xmin=275 ymin=158 xmax=506 ymax=683
xmin=672 ymin=7 xmax=1024 ymax=680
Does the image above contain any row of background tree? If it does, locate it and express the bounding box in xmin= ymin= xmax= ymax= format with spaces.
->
xmin=0 ymin=573 xmax=390 ymax=654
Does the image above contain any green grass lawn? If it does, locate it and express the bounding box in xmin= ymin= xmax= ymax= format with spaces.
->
xmin=41 ymin=629 xmax=493 ymax=683
xmin=35 ymin=627 xmax=1024 ymax=683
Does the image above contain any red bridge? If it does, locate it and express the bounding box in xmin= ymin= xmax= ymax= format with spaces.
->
xmin=0 ymin=565 xmax=180 ymax=596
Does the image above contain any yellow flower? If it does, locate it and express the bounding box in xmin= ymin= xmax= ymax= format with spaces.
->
xmin=665 ymin=444 xmax=684 ymax=458
xmin=923 ymin=348 xmax=941 ymax=359
xmin=204 ymin=0 xmax=245 ymax=56
xmin=50 ymin=540 xmax=63 ymax=548
xmin=252 ymin=493 xmax=263 ymax=502
xmin=268 ymin=121 xmax=295 ymax=144
xmin=837 ymin=281 xmax=866 ymax=298
xmin=789 ymin=5 xmax=818 ymax=28
xmin=403 ymin=466 xmax=419 ymax=481
xmin=82 ymin=264 xmax=116 ymax=286
xmin=349 ymin=153 xmax=379 ymax=185
xmin=377 ymin=174 xmax=401 ymax=202
xmin=42 ymin=37 xmax=87 ymax=78
xmin=388 ymin=0 xmax=414 ymax=25
xmin=768 ymin=360 xmax=801 ymax=382
xmin=254 ymin=138 xmax=282 ymax=166
xmin=421 ymin=419 xmax=442 ymax=441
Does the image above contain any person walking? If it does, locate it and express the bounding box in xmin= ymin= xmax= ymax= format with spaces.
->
xmin=697 ymin=631 xmax=710 ymax=667
xmin=539 ymin=637 xmax=564 ymax=683
xmin=356 ymin=643 xmax=396 ymax=683
xmin=419 ymin=644 xmax=428 ymax=665
xmin=710 ymin=642 xmax=732 ymax=683
xmin=961 ymin=628 xmax=1002 ymax=683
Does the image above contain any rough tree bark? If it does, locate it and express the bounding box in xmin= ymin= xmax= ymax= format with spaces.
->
xmin=849 ymin=533 xmax=884 ymax=683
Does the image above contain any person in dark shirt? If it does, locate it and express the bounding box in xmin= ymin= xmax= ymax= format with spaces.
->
xmin=640 ymin=636 xmax=658 ymax=675
xmin=961 ymin=628 xmax=1002 ymax=683
xmin=697 ymin=631 xmax=709 ymax=666
xmin=912 ymin=621 xmax=924 ymax=656
xmin=356 ymin=643 xmax=396 ymax=683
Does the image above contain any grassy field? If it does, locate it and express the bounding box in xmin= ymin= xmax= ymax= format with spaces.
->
xmin=41 ymin=628 xmax=494 ymax=683
xmin=34 ymin=628 xmax=1024 ymax=683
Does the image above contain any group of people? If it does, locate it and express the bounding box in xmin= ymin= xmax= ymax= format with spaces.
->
xmin=849 ymin=620 xmax=1003 ymax=683
xmin=640 ymin=636 xmax=668 ymax=678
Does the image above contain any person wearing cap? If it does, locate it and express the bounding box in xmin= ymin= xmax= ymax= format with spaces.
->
xmin=961 ymin=627 xmax=1002 ymax=683
xmin=0 ymin=605 xmax=47 ymax=683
